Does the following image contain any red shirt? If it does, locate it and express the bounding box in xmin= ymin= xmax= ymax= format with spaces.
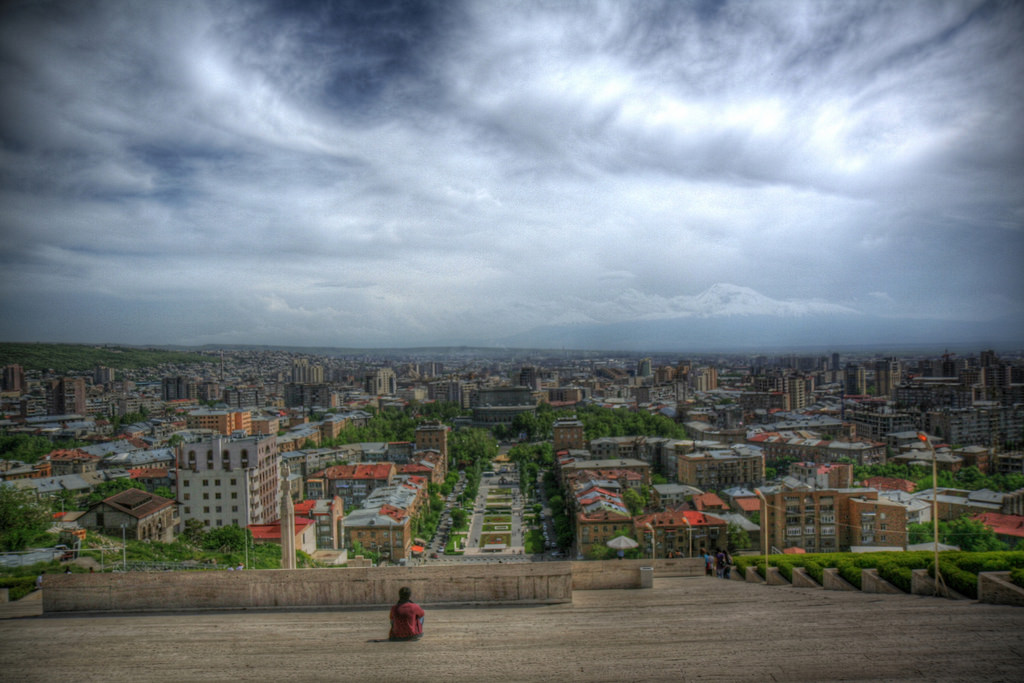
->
xmin=389 ymin=601 xmax=425 ymax=639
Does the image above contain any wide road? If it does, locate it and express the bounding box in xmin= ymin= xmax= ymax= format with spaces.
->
xmin=3 ymin=575 xmax=1022 ymax=682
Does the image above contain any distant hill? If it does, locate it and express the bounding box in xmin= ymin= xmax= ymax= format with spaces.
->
xmin=0 ymin=343 xmax=209 ymax=373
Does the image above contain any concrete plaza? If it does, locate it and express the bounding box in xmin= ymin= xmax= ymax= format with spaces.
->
xmin=2 ymin=575 xmax=1022 ymax=682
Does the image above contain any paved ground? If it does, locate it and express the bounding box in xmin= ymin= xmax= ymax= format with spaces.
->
xmin=3 ymin=576 xmax=1022 ymax=682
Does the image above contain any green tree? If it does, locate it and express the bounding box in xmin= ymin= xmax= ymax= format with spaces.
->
xmin=727 ymin=522 xmax=751 ymax=552
xmin=909 ymin=516 xmax=1008 ymax=552
xmin=0 ymin=486 xmax=52 ymax=550
xmin=153 ymin=486 xmax=174 ymax=500
xmin=203 ymin=525 xmax=250 ymax=552
xmin=182 ymin=519 xmax=206 ymax=546
xmin=622 ymin=488 xmax=645 ymax=516
xmin=450 ymin=508 xmax=468 ymax=530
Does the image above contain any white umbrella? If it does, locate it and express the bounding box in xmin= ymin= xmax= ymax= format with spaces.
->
xmin=606 ymin=536 xmax=639 ymax=550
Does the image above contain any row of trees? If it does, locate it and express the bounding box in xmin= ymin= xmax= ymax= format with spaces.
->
xmin=0 ymin=434 xmax=87 ymax=464
xmin=853 ymin=462 xmax=1024 ymax=494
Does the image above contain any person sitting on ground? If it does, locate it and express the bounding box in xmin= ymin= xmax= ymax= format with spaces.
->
xmin=388 ymin=586 xmax=425 ymax=642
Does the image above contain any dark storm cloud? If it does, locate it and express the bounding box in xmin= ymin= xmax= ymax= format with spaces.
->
xmin=0 ymin=0 xmax=1021 ymax=347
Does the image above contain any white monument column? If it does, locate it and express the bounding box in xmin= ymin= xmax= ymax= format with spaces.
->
xmin=280 ymin=462 xmax=297 ymax=570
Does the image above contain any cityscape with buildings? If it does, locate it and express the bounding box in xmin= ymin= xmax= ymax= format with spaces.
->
xmin=3 ymin=343 xmax=1023 ymax=568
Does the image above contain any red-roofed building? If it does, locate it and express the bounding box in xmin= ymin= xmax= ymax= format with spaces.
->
xmin=306 ymin=462 xmax=396 ymax=508
xmin=128 ymin=467 xmax=175 ymax=493
xmin=861 ymin=476 xmax=916 ymax=493
xmin=791 ymin=461 xmax=854 ymax=489
xmin=693 ymin=492 xmax=729 ymax=513
xmin=735 ymin=497 xmax=761 ymax=515
xmin=293 ymin=496 xmax=345 ymax=550
xmin=248 ymin=517 xmax=317 ymax=555
xmin=973 ymin=512 xmax=1024 ymax=548
xmin=633 ymin=510 xmax=729 ymax=558
xmin=43 ymin=449 xmax=100 ymax=476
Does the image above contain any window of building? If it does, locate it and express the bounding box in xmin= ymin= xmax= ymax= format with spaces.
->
xmin=231 ymin=492 xmax=237 ymax=499
xmin=230 ymin=479 xmax=237 ymax=485
xmin=184 ymin=506 xmax=190 ymax=514
xmin=215 ymin=479 xmax=221 ymax=486
xmin=203 ymin=493 xmax=209 ymax=500
xmin=215 ymin=506 xmax=221 ymax=513
xmin=217 ymin=519 xmax=224 ymax=526
xmin=183 ymin=480 xmax=190 ymax=487
xmin=183 ymin=493 xmax=190 ymax=500
xmin=203 ymin=506 xmax=210 ymax=513
xmin=203 ymin=480 xmax=209 ymax=486
xmin=232 ymin=506 xmax=238 ymax=512
xmin=204 ymin=520 xmax=211 ymax=527
xmin=215 ymin=492 xmax=221 ymax=500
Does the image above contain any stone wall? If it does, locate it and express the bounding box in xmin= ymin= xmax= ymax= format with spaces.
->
xmin=42 ymin=563 xmax=573 ymax=613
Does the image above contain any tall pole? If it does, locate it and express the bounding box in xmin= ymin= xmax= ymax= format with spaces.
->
xmin=121 ymin=524 xmax=127 ymax=571
xmin=682 ymin=516 xmax=692 ymax=558
xmin=918 ymin=433 xmax=942 ymax=595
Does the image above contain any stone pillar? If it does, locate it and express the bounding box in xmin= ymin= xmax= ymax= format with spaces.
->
xmin=280 ymin=463 xmax=296 ymax=570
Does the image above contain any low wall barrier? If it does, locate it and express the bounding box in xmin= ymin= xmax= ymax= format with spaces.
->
xmin=42 ymin=563 xmax=573 ymax=614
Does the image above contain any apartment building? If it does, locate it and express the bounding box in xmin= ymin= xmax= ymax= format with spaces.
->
xmin=185 ymin=408 xmax=252 ymax=436
xmin=747 ymin=432 xmax=886 ymax=466
xmin=415 ymin=421 xmax=450 ymax=461
xmin=306 ymin=462 xmax=396 ymax=509
xmin=552 ymin=416 xmax=585 ymax=452
xmin=677 ymin=446 xmax=764 ymax=490
xmin=760 ymin=487 xmax=907 ymax=553
xmin=176 ymin=433 xmax=279 ymax=530
xmin=343 ymin=503 xmax=412 ymax=561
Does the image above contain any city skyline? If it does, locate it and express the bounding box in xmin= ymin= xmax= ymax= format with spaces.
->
xmin=1 ymin=1 xmax=1022 ymax=349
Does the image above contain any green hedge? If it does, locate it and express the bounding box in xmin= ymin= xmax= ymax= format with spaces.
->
xmin=0 ymin=577 xmax=36 ymax=601
xmin=1010 ymin=567 xmax=1024 ymax=589
xmin=732 ymin=550 xmax=1024 ymax=595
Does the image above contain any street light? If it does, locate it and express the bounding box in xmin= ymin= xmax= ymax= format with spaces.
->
xmin=917 ymin=432 xmax=943 ymax=595
xmin=645 ymin=522 xmax=656 ymax=560
xmin=681 ymin=515 xmax=692 ymax=558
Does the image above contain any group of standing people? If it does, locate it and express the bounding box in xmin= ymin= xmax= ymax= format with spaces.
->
xmin=702 ymin=547 xmax=732 ymax=579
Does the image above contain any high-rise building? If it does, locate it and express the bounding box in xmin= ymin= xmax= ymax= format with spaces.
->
xmin=45 ymin=377 xmax=85 ymax=415
xmin=291 ymin=359 xmax=324 ymax=384
xmin=874 ymin=358 xmax=900 ymax=398
xmin=518 ymin=366 xmax=541 ymax=391
xmin=176 ymin=433 xmax=279 ymax=530
xmin=844 ymin=364 xmax=866 ymax=395
xmin=93 ymin=366 xmax=115 ymax=386
xmin=2 ymin=364 xmax=24 ymax=393
xmin=364 ymin=368 xmax=396 ymax=396
xmin=637 ymin=358 xmax=653 ymax=378
xmin=162 ymin=376 xmax=197 ymax=401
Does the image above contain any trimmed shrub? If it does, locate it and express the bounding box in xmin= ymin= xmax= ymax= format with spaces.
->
xmin=1010 ymin=567 xmax=1024 ymax=589
xmin=0 ymin=577 xmax=36 ymax=601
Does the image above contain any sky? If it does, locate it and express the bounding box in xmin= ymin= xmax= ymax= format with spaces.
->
xmin=1 ymin=0 xmax=1022 ymax=350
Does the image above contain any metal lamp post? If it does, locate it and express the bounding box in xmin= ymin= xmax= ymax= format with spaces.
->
xmin=681 ymin=516 xmax=692 ymax=558
xmin=917 ymin=432 xmax=942 ymax=595
xmin=121 ymin=523 xmax=127 ymax=571
xmin=645 ymin=522 xmax=656 ymax=560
